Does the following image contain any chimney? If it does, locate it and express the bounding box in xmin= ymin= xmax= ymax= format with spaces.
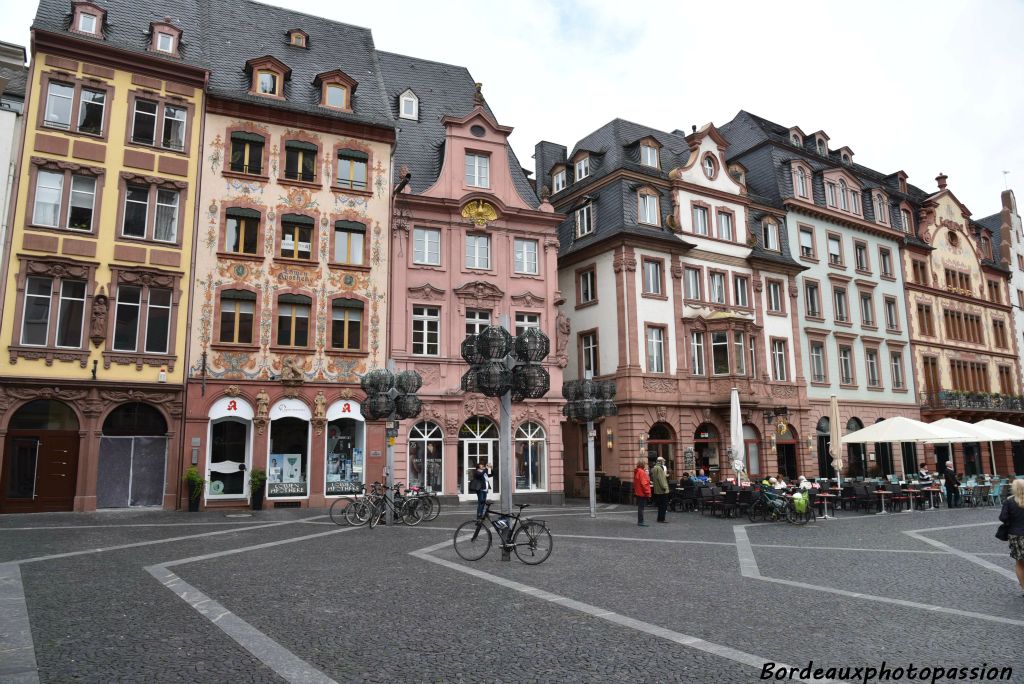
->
xmin=936 ymin=172 xmax=948 ymax=191
xmin=691 ymin=125 xmax=697 ymax=134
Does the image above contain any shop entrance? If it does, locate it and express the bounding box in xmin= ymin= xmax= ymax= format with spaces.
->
xmin=459 ymin=417 xmax=498 ymax=495
xmin=776 ymin=423 xmax=798 ymax=480
xmin=1 ymin=400 xmax=80 ymax=513
xmin=647 ymin=423 xmax=675 ymax=472
xmin=97 ymin=403 xmax=168 ymax=508
xmin=693 ymin=423 xmax=718 ymax=477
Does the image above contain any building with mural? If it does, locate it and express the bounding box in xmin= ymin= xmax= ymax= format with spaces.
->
xmin=905 ymin=176 xmax=1024 ymax=476
xmin=381 ymin=54 xmax=565 ymax=503
xmin=0 ymin=0 xmax=205 ymax=512
xmin=182 ymin=2 xmax=395 ymax=510
xmin=721 ymin=112 xmax=921 ymax=479
xmin=536 ymin=119 xmax=808 ymax=493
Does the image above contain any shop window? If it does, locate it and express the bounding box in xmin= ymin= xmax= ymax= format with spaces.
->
xmin=210 ymin=419 xmax=248 ymax=497
xmin=514 ymin=422 xmax=546 ymax=491
xmin=230 ymin=132 xmax=265 ymax=175
xmin=268 ymin=415 xmax=309 ymax=498
xmin=218 ymin=290 xmax=255 ymax=344
xmin=408 ymin=421 xmax=443 ymax=493
xmin=326 ymin=407 xmax=366 ymax=495
xmin=337 ymin=149 xmax=368 ymax=191
xmin=276 ymin=294 xmax=311 ymax=347
xmin=330 ymin=299 xmax=363 ymax=351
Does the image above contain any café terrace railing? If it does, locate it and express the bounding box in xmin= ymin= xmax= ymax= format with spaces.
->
xmin=920 ymin=390 xmax=1024 ymax=412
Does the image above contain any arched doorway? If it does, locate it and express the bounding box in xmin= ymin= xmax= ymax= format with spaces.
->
xmin=776 ymin=422 xmax=798 ymax=480
xmin=207 ymin=396 xmax=253 ymax=502
xmin=408 ymin=421 xmax=443 ymax=493
xmin=458 ymin=417 xmax=498 ymax=495
xmin=693 ymin=423 xmax=718 ymax=476
xmin=846 ymin=418 xmax=865 ymax=477
xmin=267 ymin=398 xmax=311 ymax=499
xmin=1 ymin=400 xmax=80 ymax=513
xmin=514 ymin=422 xmax=547 ymax=491
xmin=648 ymin=423 xmax=675 ymax=471
xmin=815 ymin=416 xmax=834 ymax=479
xmin=97 ymin=402 xmax=168 ymax=508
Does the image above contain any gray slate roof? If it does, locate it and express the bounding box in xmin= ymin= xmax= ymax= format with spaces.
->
xmin=0 ymin=63 xmax=28 ymax=99
xmin=377 ymin=50 xmax=538 ymax=208
xmin=32 ymin=0 xmax=394 ymax=129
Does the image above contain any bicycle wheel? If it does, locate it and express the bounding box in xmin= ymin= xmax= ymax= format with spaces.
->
xmin=401 ymin=498 xmax=425 ymax=526
xmin=453 ymin=520 xmax=491 ymax=561
xmin=786 ymin=504 xmax=809 ymax=525
xmin=427 ymin=495 xmax=441 ymax=521
xmin=512 ymin=521 xmax=552 ymax=565
xmin=747 ymin=500 xmax=766 ymax=522
xmin=345 ymin=498 xmax=370 ymax=526
xmin=368 ymin=501 xmax=384 ymax=529
xmin=329 ymin=497 xmax=351 ymax=526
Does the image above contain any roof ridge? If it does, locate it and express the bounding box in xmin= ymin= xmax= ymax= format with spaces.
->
xmin=377 ymin=49 xmax=473 ymax=73
xmin=230 ymin=0 xmax=374 ymax=33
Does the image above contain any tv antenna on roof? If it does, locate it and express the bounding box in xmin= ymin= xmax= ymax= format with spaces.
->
xmin=1003 ymin=170 xmax=1011 ymax=190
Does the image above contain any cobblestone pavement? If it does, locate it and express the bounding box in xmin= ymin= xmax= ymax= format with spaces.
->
xmin=1 ymin=503 xmax=1021 ymax=683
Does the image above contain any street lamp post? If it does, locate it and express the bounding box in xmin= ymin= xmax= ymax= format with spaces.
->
xmin=361 ymin=362 xmax=423 ymax=525
xmin=562 ymin=374 xmax=617 ymax=518
xmin=461 ymin=318 xmax=550 ymax=560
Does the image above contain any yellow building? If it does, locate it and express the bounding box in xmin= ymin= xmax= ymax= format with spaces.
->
xmin=0 ymin=3 xmax=206 ymax=512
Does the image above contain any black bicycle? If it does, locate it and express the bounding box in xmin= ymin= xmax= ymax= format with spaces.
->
xmin=452 ymin=502 xmax=552 ymax=565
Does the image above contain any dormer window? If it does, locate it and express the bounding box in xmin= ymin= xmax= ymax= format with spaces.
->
xmin=874 ymin=194 xmax=887 ymax=224
xmin=79 ymin=13 xmax=97 ymax=33
xmin=288 ymin=30 xmax=308 ymax=48
xmin=816 ymin=139 xmax=827 ymax=156
xmin=246 ymin=56 xmax=291 ymax=99
xmin=399 ymin=90 xmax=418 ymax=120
xmin=839 ymin=180 xmax=849 ymax=210
xmin=640 ymin=144 xmax=659 ymax=168
xmin=762 ymin=219 xmax=780 ymax=252
xmin=148 ymin=21 xmax=182 ymax=57
xmin=791 ymin=134 xmax=801 ymax=146
xmin=702 ymin=154 xmax=717 ymax=180
xmin=794 ymin=166 xmax=808 ymax=198
xmin=900 ymin=209 xmax=913 ymax=233
xmin=314 ymin=69 xmax=357 ymax=112
xmin=156 ymin=33 xmax=174 ymax=53
xmin=575 ymin=156 xmax=590 ymax=181
xmin=842 ymin=153 xmax=851 ymax=165
xmin=552 ymin=169 xmax=566 ymax=193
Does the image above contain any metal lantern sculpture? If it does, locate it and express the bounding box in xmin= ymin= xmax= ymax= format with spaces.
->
xmin=461 ymin=323 xmax=551 ymax=556
xmin=360 ymin=366 xmax=423 ymax=524
xmin=563 ymin=376 xmax=618 ymax=518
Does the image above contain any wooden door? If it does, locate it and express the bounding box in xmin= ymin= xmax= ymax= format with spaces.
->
xmin=1 ymin=432 xmax=78 ymax=513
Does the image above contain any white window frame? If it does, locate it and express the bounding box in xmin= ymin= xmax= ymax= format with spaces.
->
xmin=799 ymin=228 xmax=814 ymax=258
xmin=733 ymin=332 xmax=746 ymax=375
xmin=734 ymin=275 xmax=749 ymax=307
xmin=716 ymin=212 xmax=733 ymax=241
xmin=514 ymin=239 xmax=539 ymax=275
xmin=860 ymin=293 xmax=874 ymax=326
xmin=709 ymin=272 xmax=726 ymax=304
xmin=771 ymin=340 xmax=788 ymax=381
xmin=465 ymin=309 xmax=491 ymax=336
xmin=514 ymin=312 xmax=540 ymax=337
xmin=640 ymin=144 xmax=658 ymax=168
xmin=880 ymin=248 xmax=893 ymax=277
xmin=839 ymin=346 xmax=853 ymax=385
xmin=646 ymin=326 xmax=665 ymax=373
xmin=581 ymin=332 xmax=598 ymax=375
xmin=692 ymin=206 xmax=709 ymax=236
xmin=691 ymin=331 xmax=705 ymax=376
xmin=866 ymin=349 xmax=880 ymax=387
xmin=891 ymin=352 xmax=905 ymax=389
xmin=806 ymin=282 xmax=820 ymax=317
xmin=762 ymin=221 xmax=779 ymax=251
xmin=413 ymin=228 xmax=441 ymax=266
xmin=766 ymin=281 xmax=782 ymax=312
xmin=44 ymin=81 xmax=74 ymax=130
xmin=33 ymin=169 xmax=64 ymax=227
xmin=579 ymin=270 xmax=595 ymax=304
xmin=796 ymin=167 xmax=808 ymax=198
xmin=639 ymin=193 xmax=659 ymax=225
xmin=575 ymin=204 xmax=593 ymax=238
xmin=684 ymin=268 xmax=701 ymax=300
xmin=711 ymin=331 xmax=729 ymax=376
xmin=412 ymin=306 xmax=441 ymax=356
xmin=810 ymin=342 xmax=825 ymax=382
xmin=21 ymin=276 xmax=52 ymax=346
xmin=78 ymin=12 xmax=97 ymax=33
xmin=642 ymin=260 xmax=662 ymax=295
xmin=552 ymin=170 xmax=566 ymax=193
xmin=156 ymin=32 xmax=175 ymax=53
xmin=703 ymin=156 xmax=715 ymax=178
xmin=465 ymin=153 xmax=490 ymax=188
xmin=575 ymin=156 xmax=590 ymax=180
xmin=465 ymin=234 xmax=491 ymax=270
xmin=399 ymin=90 xmax=418 ymax=120
xmin=834 ymin=288 xmax=848 ymax=322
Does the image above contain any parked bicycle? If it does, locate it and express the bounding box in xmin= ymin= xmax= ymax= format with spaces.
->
xmin=328 ymin=484 xmax=365 ymax=526
xmin=400 ymin=484 xmax=441 ymax=522
xmin=747 ymin=488 xmax=811 ymax=525
xmin=453 ymin=502 xmax=552 ymax=565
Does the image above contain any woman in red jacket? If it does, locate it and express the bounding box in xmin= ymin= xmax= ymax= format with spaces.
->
xmin=633 ymin=458 xmax=652 ymax=527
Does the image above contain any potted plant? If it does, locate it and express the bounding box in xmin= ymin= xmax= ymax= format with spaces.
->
xmin=249 ymin=467 xmax=267 ymax=511
xmin=183 ymin=466 xmax=205 ymax=512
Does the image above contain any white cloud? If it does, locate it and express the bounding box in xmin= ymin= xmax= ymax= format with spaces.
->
xmin=3 ymin=0 xmax=1021 ymax=214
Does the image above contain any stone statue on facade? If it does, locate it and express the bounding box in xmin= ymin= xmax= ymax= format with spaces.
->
xmin=90 ymin=289 xmax=108 ymax=347
xmin=255 ymin=389 xmax=270 ymax=434
xmin=555 ymin=310 xmax=571 ymax=368
xmin=313 ymin=391 xmax=327 ymax=435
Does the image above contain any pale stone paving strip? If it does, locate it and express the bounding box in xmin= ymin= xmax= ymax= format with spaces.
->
xmin=0 ymin=562 xmax=38 ymax=684
xmin=902 ymin=522 xmax=1018 ymax=581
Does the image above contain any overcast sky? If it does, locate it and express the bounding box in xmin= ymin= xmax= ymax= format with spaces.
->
xmin=3 ymin=0 xmax=1022 ymax=217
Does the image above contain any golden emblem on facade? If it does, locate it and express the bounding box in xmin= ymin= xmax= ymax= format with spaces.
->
xmin=461 ymin=199 xmax=498 ymax=227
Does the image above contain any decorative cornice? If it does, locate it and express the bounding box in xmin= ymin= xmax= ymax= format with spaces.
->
xmin=510 ymin=291 xmax=544 ymax=308
xmin=453 ymin=281 xmax=503 ymax=302
xmin=407 ymin=283 xmax=446 ymax=301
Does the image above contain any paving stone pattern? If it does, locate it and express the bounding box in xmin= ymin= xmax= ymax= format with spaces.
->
xmin=1 ymin=504 xmax=1021 ymax=683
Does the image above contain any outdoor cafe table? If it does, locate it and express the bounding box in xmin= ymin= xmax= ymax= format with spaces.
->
xmin=815 ymin=491 xmax=836 ymax=519
xmin=874 ymin=489 xmax=891 ymax=514
xmin=918 ymin=486 xmax=942 ymax=510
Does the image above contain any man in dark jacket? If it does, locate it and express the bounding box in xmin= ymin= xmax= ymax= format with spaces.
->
xmin=944 ymin=461 xmax=960 ymax=508
xmin=652 ymin=456 xmax=670 ymax=523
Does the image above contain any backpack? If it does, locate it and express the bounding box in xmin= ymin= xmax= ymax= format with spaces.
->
xmin=468 ymin=469 xmax=483 ymax=493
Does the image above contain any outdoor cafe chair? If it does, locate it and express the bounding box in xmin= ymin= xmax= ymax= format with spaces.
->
xmin=712 ymin=490 xmax=739 ymax=518
xmin=885 ymin=483 xmax=908 ymax=512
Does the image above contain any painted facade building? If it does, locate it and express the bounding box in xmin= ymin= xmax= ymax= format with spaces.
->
xmin=537 ymin=119 xmax=808 ymax=494
xmin=380 ymin=54 xmax=564 ymax=503
xmin=182 ymin=4 xmax=395 ymax=510
xmin=0 ymin=0 xmax=206 ymax=512
xmin=721 ymin=112 xmax=921 ymax=479
xmin=904 ymin=176 xmax=1023 ymax=476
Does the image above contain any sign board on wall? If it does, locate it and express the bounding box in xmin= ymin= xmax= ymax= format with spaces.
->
xmin=326 ymin=400 xmax=364 ymax=422
xmin=267 ymin=482 xmax=307 ymax=496
xmin=269 ymin=400 xmax=312 ymax=422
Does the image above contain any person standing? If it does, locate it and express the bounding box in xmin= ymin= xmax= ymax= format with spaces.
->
xmin=999 ymin=479 xmax=1024 ymax=596
xmin=652 ymin=456 xmax=670 ymax=523
xmin=472 ymin=461 xmax=490 ymax=518
xmin=633 ymin=458 xmax=651 ymax=527
xmin=944 ymin=461 xmax=961 ymax=508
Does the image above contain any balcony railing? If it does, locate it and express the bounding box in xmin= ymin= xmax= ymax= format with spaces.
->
xmin=920 ymin=390 xmax=1024 ymax=412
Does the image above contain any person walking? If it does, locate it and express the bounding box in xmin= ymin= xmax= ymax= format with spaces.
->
xmin=652 ymin=456 xmax=670 ymax=523
xmin=944 ymin=461 xmax=960 ymax=508
xmin=999 ymin=479 xmax=1024 ymax=596
xmin=471 ymin=461 xmax=490 ymax=519
xmin=633 ymin=458 xmax=652 ymax=526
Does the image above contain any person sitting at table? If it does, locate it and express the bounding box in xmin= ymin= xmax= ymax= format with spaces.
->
xmin=797 ymin=475 xmax=814 ymax=490
xmin=694 ymin=469 xmax=710 ymax=484
xmin=772 ymin=477 xmax=787 ymax=490
xmin=944 ymin=462 xmax=961 ymax=508
xmin=917 ymin=463 xmax=932 ymax=483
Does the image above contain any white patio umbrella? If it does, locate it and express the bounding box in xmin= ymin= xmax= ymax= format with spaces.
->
xmin=967 ymin=419 xmax=1024 ymax=476
xmin=928 ymin=418 xmax=1001 ymax=478
xmin=841 ymin=416 xmax=972 ymax=444
xmin=828 ymin=395 xmax=843 ymax=489
xmin=729 ymin=388 xmax=744 ymax=483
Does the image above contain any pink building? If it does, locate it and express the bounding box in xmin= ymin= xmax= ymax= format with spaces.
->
xmin=379 ymin=53 xmax=565 ymax=503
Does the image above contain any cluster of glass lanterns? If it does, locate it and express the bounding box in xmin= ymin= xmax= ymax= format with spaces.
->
xmin=461 ymin=326 xmax=550 ymax=400
xmin=360 ymin=369 xmax=424 ymax=420
xmin=562 ymin=378 xmax=618 ymax=423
